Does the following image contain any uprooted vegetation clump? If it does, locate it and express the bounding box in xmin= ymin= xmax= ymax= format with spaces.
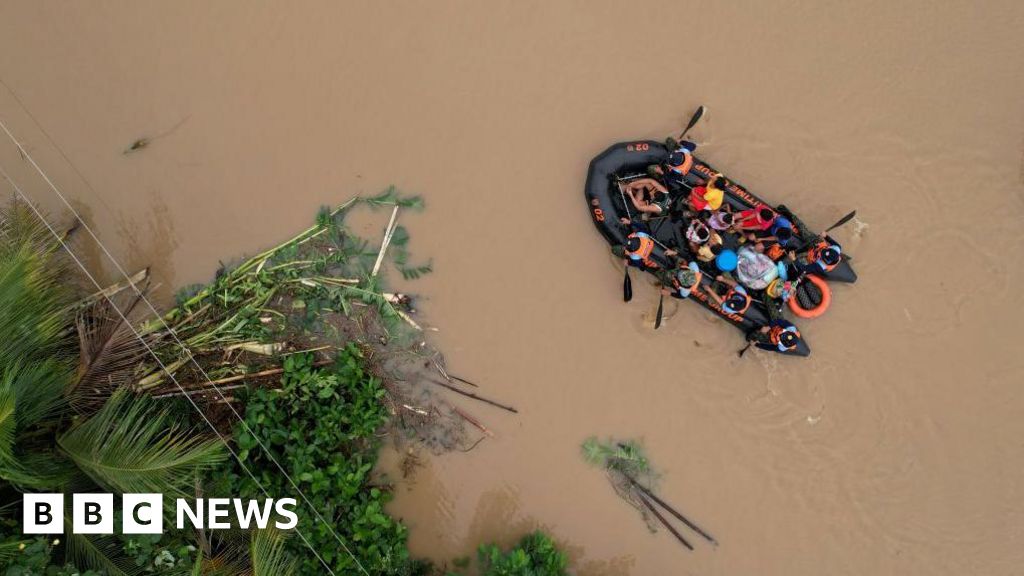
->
xmin=0 ymin=192 xmax=529 ymax=575
xmin=582 ymin=437 xmax=717 ymax=552
xmin=123 ymin=188 xmax=506 ymax=453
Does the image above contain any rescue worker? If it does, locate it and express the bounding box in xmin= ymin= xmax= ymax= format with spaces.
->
xmin=710 ymin=275 xmax=752 ymax=316
xmin=647 ymin=139 xmax=697 ymax=191
xmin=613 ymin=218 xmax=676 ymax=270
xmin=747 ymin=318 xmax=803 ymax=353
xmin=789 ymin=239 xmax=842 ymax=276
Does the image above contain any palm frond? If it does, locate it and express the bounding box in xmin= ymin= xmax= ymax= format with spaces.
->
xmin=0 ymin=380 xmax=16 ymax=476
xmin=0 ymin=539 xmax=28 ymax=566
xmin=0 ymin=247 xmax=73 ymax=372
xmin=249 ymin=528 xmax=296 ymax=576
xmin=363 ymin=186 xmax=424 ymax=210
xmin=0 ymin=198 xmax=57 ymax=257
xmin=58 ymin=391 xmax=227 ymax=498
xmin=7 ymin=361 xmax=70 ymax=428
xmin=0 ymin=365 xmax=72 ymax=489
xmin=70 ymin=290 xmax=152 ymax=412
xmin=581 ymin=436 xmax=652 ymax=478
xmin=64 ymin=521 xmax=138 ymax=576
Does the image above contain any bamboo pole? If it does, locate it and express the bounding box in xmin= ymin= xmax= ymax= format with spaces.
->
xmin=625 ymin=475 xmax=717 ymax=546
xmin=372 ymin=205 xmax=400 ymax=277
xmin=150 ymin=359 xmax=334 ymax=398
xmin=637 ymin=491 xmax=694 ymax=551
xmin=425 ymin=378 xmax=518 ymax=413
xmin=452 ymin=406 xmax=494 ymax=437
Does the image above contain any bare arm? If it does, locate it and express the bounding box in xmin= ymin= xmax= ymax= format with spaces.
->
xmin=707 ymin=287 xmax=724 ymax=305
xmin=715 ymin=275 xmax=738 ymax=288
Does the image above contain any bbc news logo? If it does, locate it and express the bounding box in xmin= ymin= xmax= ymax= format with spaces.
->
xmin=23 ymin=494 xmax=298 ymax=534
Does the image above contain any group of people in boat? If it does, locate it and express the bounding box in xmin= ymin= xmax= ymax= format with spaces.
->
xmin=610 ymin=137 xmax=843 ymax=353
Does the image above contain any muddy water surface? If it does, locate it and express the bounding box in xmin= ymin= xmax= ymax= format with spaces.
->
xmin=2 ymin=2 xmax=1023 ymax=574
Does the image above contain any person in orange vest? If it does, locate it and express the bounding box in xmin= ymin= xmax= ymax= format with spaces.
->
xmin=789 ymin=239 xmax=842 ymax=276
xmin=709 ymin=275 xmax=752 ymax=316
xmin=612 ymin=218 xmax=676 ymax=271
xmin=747 ymin=319 xmax=802 ymax=353
xmin=647 ymin=139 xmax=697 ymax=192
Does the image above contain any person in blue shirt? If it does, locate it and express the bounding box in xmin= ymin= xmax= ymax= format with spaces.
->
xmin=660 ymin=260 xmax=705 ymax=300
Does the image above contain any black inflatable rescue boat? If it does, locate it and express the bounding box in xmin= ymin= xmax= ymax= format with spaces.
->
xmin=584 ymin=140 xmax=811 ymax=357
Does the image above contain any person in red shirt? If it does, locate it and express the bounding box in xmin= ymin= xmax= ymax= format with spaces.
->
xmin=735 ymin=205 xmax=777 ymax=232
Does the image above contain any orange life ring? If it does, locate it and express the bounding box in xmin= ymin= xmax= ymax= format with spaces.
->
xmin=788 ymin=274 xmax=831 ymax=318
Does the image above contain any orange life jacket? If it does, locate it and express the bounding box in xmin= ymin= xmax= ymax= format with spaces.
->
xmin=668 ymin=152 xmax=694 ymax=176
xmin=723 ymin=289 xmax=751 ymax=315
xmin=626 ymin=233 xmax=658 ymax=268
xmin=806 ymin=240 xmax=839 ymax=272
xmin=769 ymin=324 xmax=801 ymax=350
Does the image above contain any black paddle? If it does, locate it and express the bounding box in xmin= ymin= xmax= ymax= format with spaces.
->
xmin=623 ymin=267 xmax=633 ymax=302
xmin=737 ymin=340 xmax=754 ymax=358
xmin=654 ymin=292 xmax=664 ymax=329
xmin=796 ymin=210 xmax=857 ymax=252
xmin=678 ymin=105 xmax=706 ymax=140
xmin=824 ymin=210 xmax=857 ymax=233
xmin=617 ymin=183 xmax=636 ymax=303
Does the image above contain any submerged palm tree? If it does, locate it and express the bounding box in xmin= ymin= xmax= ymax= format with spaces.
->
xmin=0 ymin=200 xmax=226 ymax=574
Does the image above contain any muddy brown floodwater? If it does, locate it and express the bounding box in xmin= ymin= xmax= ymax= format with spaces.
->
xmin=2 ymin=1 xmax=1024 ymax=574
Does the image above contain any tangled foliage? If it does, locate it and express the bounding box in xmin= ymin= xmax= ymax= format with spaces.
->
xmin=217 ymin=348 xmax=422 ymax=575
xmin=476 ymin=532 xmax=568 ymax=576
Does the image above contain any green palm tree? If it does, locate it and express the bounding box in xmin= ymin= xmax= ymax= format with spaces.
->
xmin=0 ymin=201 xmax=226 ymax=575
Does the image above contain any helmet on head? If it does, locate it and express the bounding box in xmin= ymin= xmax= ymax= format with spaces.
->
xmin=779 ymin=330 xmax=799 ymax=350
xmin=726 ymin=293 xmax=747 ymax=310
xmin=821 ymin=246 xmax=841 ymax=266
xmin=626 ymin=237 xmax=641 ymax=252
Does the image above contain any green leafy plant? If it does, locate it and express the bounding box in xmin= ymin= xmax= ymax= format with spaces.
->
xmin=476 ymin=532 xmax=568 ymax=576
xmin=0 ymin=536 xmax=103 ymax=576
xmin=581 ymin=437 xmax=652 ymax=479
xmin=217 ymin=348 xmax=418 ymax=575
